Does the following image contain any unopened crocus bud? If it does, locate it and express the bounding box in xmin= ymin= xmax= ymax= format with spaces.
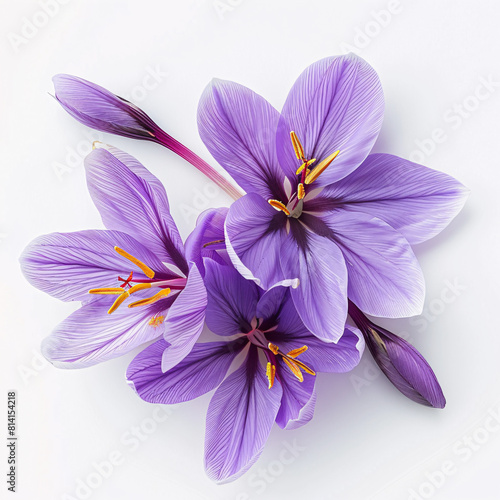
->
xmin=348 ymin=301 xmax=446 ymax=408
xmin=53 ymin=74 xmax=159 ymax=140
xmin=52 ymin=74 xmax=242 ymax=200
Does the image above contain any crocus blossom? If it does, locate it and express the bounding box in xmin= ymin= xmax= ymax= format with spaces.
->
xmin=127 ymin=260 xmax=364 ymax=483
xmin=53 ymin=74 xmax=242 ymax=200
xmin=20 ymin=144 xmax=207 ymax=370
xmin=348 ymin=301 xmax=446 ymax=408
xmin=197 ymin=53 xmax=468 ymax=343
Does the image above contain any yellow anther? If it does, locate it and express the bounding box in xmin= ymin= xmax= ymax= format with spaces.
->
xmin=268 ymin=342 xmax=279 ymax=355
xmin=295 ymin=158 xmax=316 ymax=175
xmin=128 ymin=288 xmax=171 ymax=308
xmin=128 ymin=283 xmax=152 ymax=294
xmin=268 ymin=199 xmax=290 ymax=216
xmin=290 ymin=131 xmax=305 ymax=160
xmin=268 ymin=341 xmax=315 ymax=381
xmin=202 ymin=239 xmax=224 ymax=248
xmin=89 ymin=287 xmax=126 ymax=295
xmin=287 ymin=345 xmax=308 ymax=358
xmin=149 ymin=315 xmax=165 ymax=327
xmin=114 ymin=246 xmax=155 ymax=278
xmin=293 ymin=358 xmax=316 ymax=376
xmin=266 ymin=362 xmax=276 ymax=389
xmin=282 ymin=357 xmax=304 ymax=382
xmin=108 ymin=291 xmax=130 ymax=314
xmin=305 ymin=150 xmax=340 ymax=185
xmin=297 ymin=183 xmax=305 ymax=200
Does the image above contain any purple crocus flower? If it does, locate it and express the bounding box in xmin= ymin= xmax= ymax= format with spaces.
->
xmin=52 ymin=74 xmax=242 ymax=200
xmin=197 ymin=53 xmax=469 ymax=343
xmin=126 ymin=260 xmax=364 ymax=483
xmin=348 ymin=301 xmax=446 ymax=408
xmin=20 ymin=144 xmax=207 ymax=370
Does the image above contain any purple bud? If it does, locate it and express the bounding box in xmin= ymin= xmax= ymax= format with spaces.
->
xmin=348 ymin=301 xmax=446 ymax=408
xmin=53 ymin=74 xmax=160 ymax=140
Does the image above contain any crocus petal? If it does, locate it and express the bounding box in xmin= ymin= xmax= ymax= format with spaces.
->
xmin=225 ymin=193 xmax=288 ymax=289
xmin=127 ymin=338 xmax=245 ymax=404
xmin=20 ymin=230 xmax=165 ymax=302
xmin=349 ymin=302 xmax=446 ymax=408
xmin=319 ymin=210 xmax=425 ymax=318
xmin=198 ymin=79 xmax=287 ymax=200
xmin=205 ymin=347 xmax=283 ymax=484
xmin=161 ymin=263 xmax=207 ymax=372
xmin=85 ymin=146 xmax=187 ymax=275
xmin=255 ymin=279 xmax=299 ymax=323
xmin=279 ymin=225 xmax=348 ymax=343
xmin=315 ymin=154 xmax=469 ymax=245
xmin=53 ymin=74 xmax=158 ymax=139
xmin=276 ymin=54 xmax=384 ymax=186
xmin=184 ymin=207 xmax=229 ymax=275
xmin=275 ymin=366 xmax=316 ymax=430
xmin=42 ymin=293 xmax=173 ymax=368
xmin=204 ymin=260 xmax=259 ymax=337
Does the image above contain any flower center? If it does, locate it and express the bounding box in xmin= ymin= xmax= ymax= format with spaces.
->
xmin=88 ymin=246 xmax=186 ymax=314
xmin=245 ymin=320 xmax=315 ymax=389
xmin=268 ymin=131 xmax=339 ymax=218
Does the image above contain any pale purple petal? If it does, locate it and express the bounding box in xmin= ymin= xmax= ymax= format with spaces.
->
xmin=198 ymin=79 xmax=287 ymax=200
xmin=205 ymin=347 xmax=282 ymax=484
xmin=281 ymin=390 xmax=317 ymax=431
xmin=161 ymin=263 xmax=207 ymax=372
xmin=279 ymin=226 xmax=348 ymax=343
xmin=127 ymin=338 xmax=245 ymax=404
xmin=53 ymin=74 xmax=158 ymax=139
xmin=314 ymin=154 xmax=469 ymax=245
xmin=42 ymin=293 xmax=172 ymax=368
xmin=349 ymin=302 xmax=446 ymax=408
xmin=276 ymin=54 xmax=384 ymax=186
xmin=184 ymin=207 xmax=229 ymax=275
xmin=225 ymin=193 xmax=288 ymax=289
xmin=319 ymin=210 xmax=425 ymax=318
xmin=204 ymin=260 xmax=259 ymax=337
xmin=20 ymin=230 xmax=166 ymax=302
xmin=85 ymin=146 xmax=187 ymax=275
xmin=275 ymin=367 xmax=316 ymax=430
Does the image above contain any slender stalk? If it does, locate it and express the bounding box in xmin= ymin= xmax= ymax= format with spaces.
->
xmin=154 ymin=129 xmax=243 ymax=200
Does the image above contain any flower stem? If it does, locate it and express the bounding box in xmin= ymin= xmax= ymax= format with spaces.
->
xmin=153 ymin=129 xmax=243 ymax=200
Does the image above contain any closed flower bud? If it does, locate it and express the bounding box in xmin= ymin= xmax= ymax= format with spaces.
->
xmin=53 ymin=74 xmax=159 ymax=140
xmin=349 ymin=301 xmax=446 ymax=408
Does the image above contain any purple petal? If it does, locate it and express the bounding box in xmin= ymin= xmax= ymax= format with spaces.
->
xmin=255 ymin=280 xmax=299 ymax=323
xmin=161 ymin=263 xmax=207 ymax=372
xmin=320 ymin=210 xmax=425 ymax=318
xmin=315 ymin=154 xmax=469 ymax=245
xmin=42 ymin=293 xmax=172 ymax=368
xmin=53 ymin=74 xmax=158 ymax=139
xmin=276 ymin=54 xmax=384 ymax=187
xmin=279 ymin=226 xmax=348 ymax=343
xmin=225 ymin=193 xmax=287 ymax=289
xmin=204 ymin=260 xmax=259 ymax=337
xmin=275 ymin=366 xmax=316 ymax=430
xmin=20 ymin=230 xmax=166 ymax=302
xmin=127 ymin=338 xmax=245 ymax=404
xmin=85 ymin=145 xmax=187 ymax=275
xmin=205 ymin=347 xmax=282 ymax=483
xmin=349 ymin=302 xmax=446 ymax=408
xmin=184 ymin=207 xmax=229 ymax=275
xmin=198 ymin=79 xmax=287 ymax=200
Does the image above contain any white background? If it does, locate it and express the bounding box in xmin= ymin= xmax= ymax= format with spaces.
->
xmin=1 ymin=1 xmax=499 ymax=499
